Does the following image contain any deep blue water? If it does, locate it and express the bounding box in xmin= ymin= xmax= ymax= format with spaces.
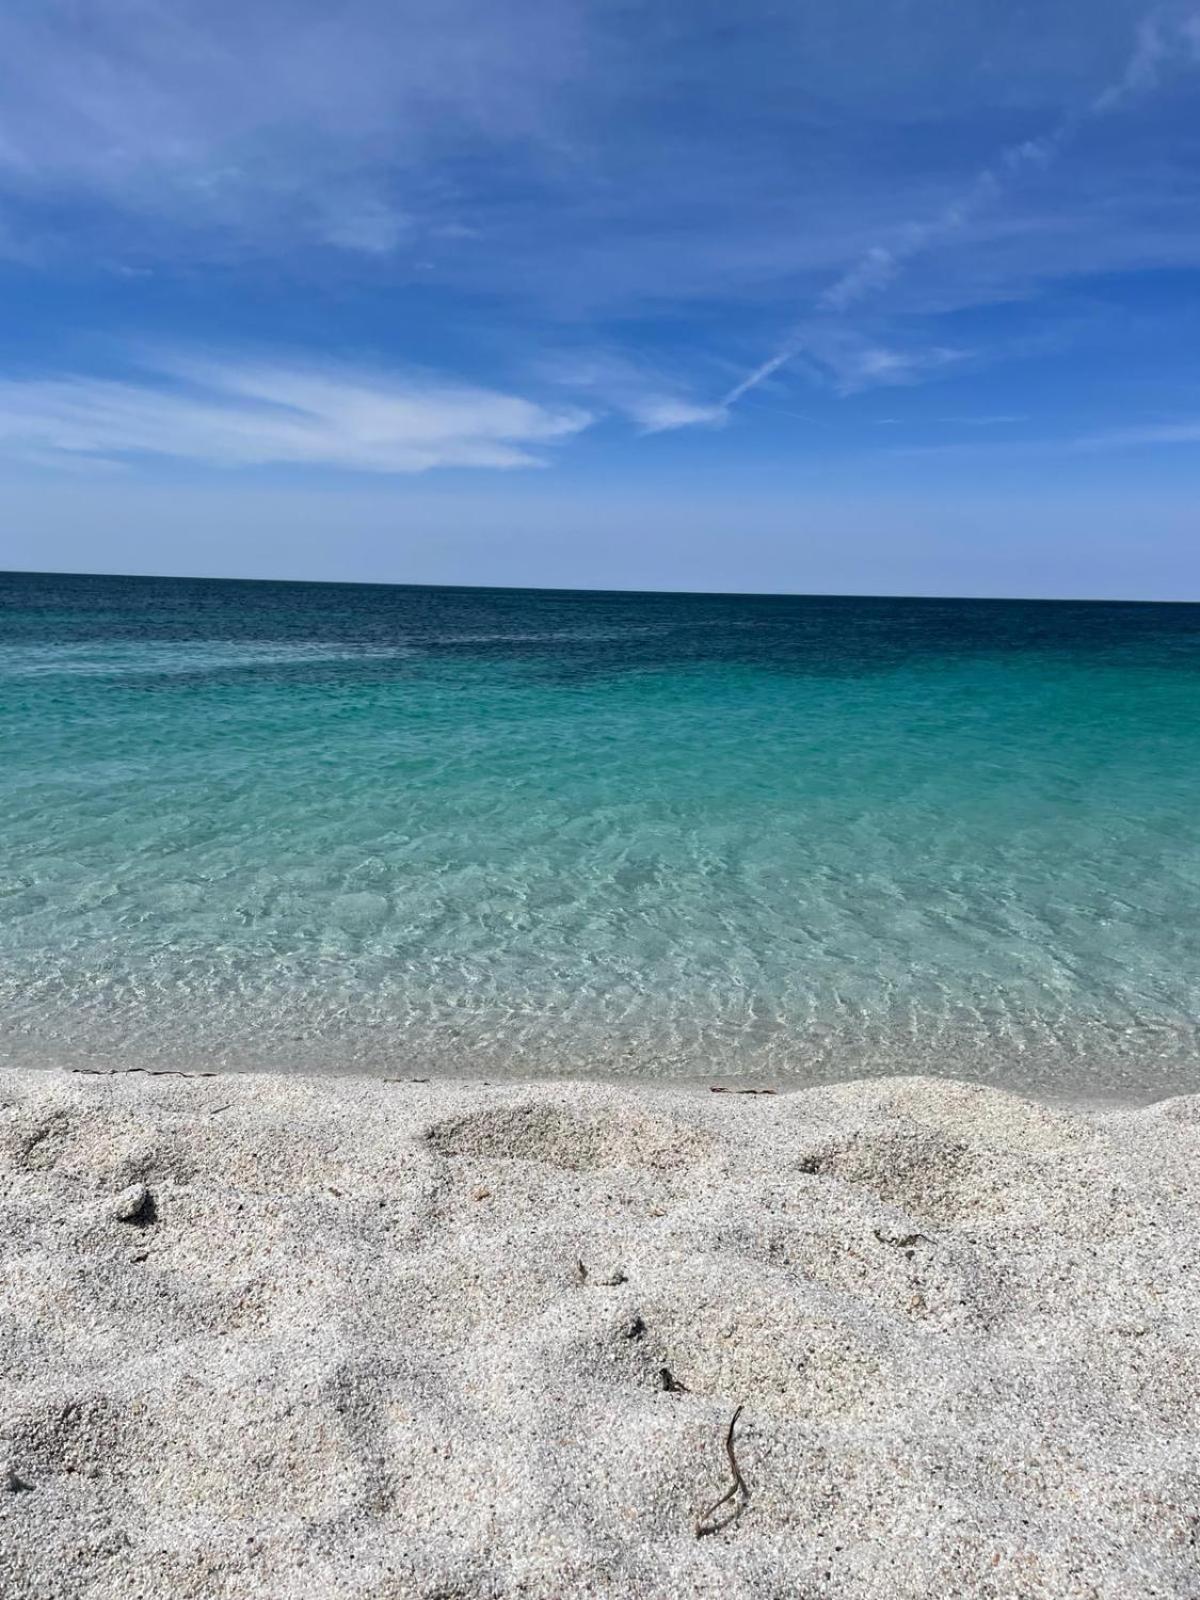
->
xmin=3 ymin=569 xmax=1200 ymax=1097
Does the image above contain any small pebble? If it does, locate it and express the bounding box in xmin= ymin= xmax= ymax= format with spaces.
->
xmin=112 ymin=1183 xmax=155 ymax=1225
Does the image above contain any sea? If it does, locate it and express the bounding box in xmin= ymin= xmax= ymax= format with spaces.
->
xmin=3 ymin=568 xmax=1199 ymax=1099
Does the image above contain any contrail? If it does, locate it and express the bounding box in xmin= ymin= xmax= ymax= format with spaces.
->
xmin=721 ymin=351 xmax=792 ymax=408
xmin=722 ymin=8 xmax=1199 ymax=410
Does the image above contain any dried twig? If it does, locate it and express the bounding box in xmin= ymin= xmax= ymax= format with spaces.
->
xmin=695 ymin=1404 xmax=749 ymax=1538
xmin=873 ymin=1227 xmax=930 ymax=1249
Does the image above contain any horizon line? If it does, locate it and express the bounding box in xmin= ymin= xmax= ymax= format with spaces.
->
xmin=3 ymin=564 xmax=1200 ymax=608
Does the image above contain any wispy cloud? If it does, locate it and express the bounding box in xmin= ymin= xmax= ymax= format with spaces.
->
xmin=954 ymin=414 xmax=1030 ymax=427
xmin=819 ymin=7 xmax=1200 ymax=319
xmin=0 ymin=354 xmax=591 ymax=473
xmin=1076 ymin=416 xmax=1200 ymax=448
xmin=1 ymin=1 xmax=1197 ymax=326
xmin=538 ymin=350 xmax=729 ymax=434
xmin=721 ymin=329 xmax=971 ymax=404
xmin=621 ymin=395 xmax=729 ymax=434
xmin=0 ymin=0 xmax=587 ymax=259
xmin=2 ymin=1 xmax=1199 ymax=480
xmin=1091 ymin=7 xmax=1194 ymax=112
xmin=724 ymin=6 xmax=1200 ymax=407
xmin=887 ymin=410 xmax=1200 ymax=461
xmin=549 ymin=329 xmax=973 ymax=438
xmin=318 ymin=198 xmax=412 ymax=256
xmin=796 ymin=329 xmax=972 ymax=395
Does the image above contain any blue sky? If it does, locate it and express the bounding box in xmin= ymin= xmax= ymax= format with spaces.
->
xmin=2 ymin=0 xmax=1200 ymax=596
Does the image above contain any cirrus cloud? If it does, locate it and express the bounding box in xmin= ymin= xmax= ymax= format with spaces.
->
xmin=0 ymin=353 xmax=592 ymax=474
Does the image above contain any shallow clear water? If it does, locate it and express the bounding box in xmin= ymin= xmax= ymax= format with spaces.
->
xmin=3 ymin=570 xmax=1200 ymax=1097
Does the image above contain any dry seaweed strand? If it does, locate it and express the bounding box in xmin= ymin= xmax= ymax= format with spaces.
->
xmin=695 ymin=1404 xmax=749 ymax=1538
xmin=70 ymin=1066 xmax=219 ymax=1079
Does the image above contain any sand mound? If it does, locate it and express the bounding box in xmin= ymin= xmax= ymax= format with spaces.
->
xmin=1 ymin=1068 xmax=1197 ymax=1598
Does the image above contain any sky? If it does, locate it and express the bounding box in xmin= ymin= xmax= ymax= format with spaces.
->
xmin=2 ymin=0 xmax=1200 ymax=597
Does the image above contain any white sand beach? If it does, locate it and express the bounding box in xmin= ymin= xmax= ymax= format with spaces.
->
xmin=1 ymin=1066 xmax=1197 ymax=1598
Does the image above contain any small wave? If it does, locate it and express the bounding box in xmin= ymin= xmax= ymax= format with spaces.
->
xmin=0 ymin=640 xmax=415 ymax=678
xmin=425 ymin=627 xmax=665 ymax=645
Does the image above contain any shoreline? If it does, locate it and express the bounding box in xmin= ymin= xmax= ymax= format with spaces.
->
xmin=8 ymin=1053 xmax=1184 ymax=1112
xmin=2 ymin=1065 xmax=1197 ymax=1597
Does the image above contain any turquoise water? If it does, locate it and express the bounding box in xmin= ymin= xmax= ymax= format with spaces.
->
xmin=3 ymin=570 xmax=1200 ymax=1097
